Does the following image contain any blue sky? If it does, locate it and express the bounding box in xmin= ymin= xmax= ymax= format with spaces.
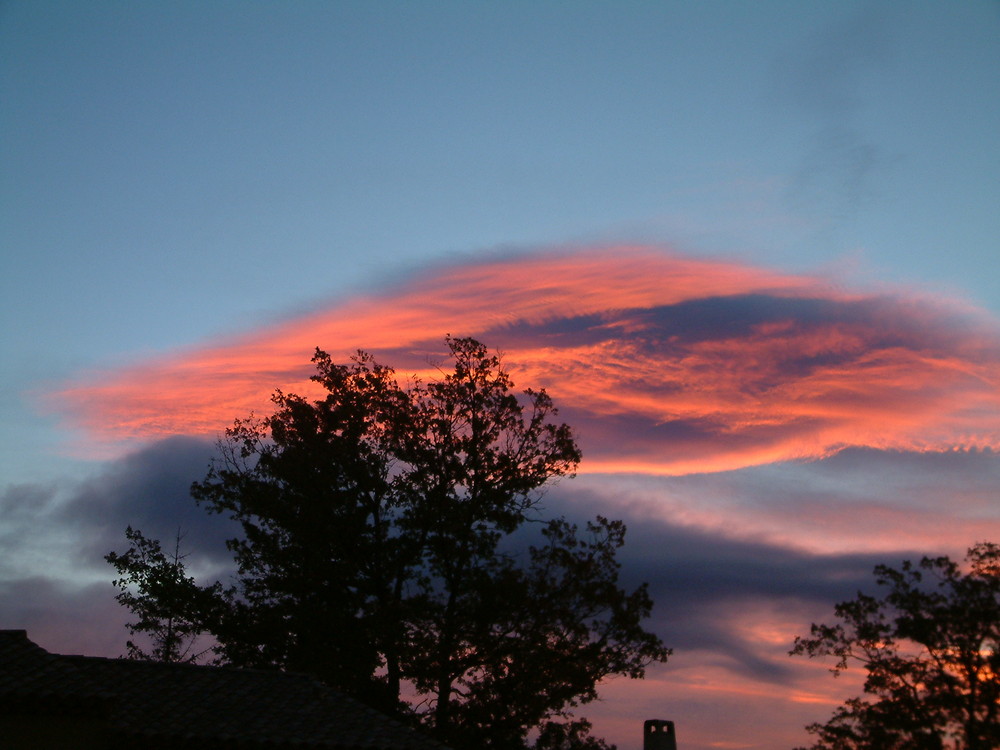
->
xmin=1 ymin=3 xmax=999 ymax=749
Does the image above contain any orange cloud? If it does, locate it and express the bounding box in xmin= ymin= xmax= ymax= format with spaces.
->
xmin=49 ymin=247 xmax=1000 ymax=473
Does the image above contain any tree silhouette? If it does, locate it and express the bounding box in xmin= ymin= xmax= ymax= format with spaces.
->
xmin=106 ymin=526 xmax=220 ymax=663
xmin=791 ymin=542 xmax=1000 ymax=749
xmin=108 ymin=337 xmax=669 ymax=749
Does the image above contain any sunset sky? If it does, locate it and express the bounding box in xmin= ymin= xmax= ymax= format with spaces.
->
xmin=2 ymin=3 xmax=999 ymax=749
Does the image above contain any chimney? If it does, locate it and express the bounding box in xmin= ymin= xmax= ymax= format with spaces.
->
xmin=643 ymin=719 xmax=677 ymax=750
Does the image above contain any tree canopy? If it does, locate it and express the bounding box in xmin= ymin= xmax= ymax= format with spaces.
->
xmin=107 ymin=526 xmax=220 ymax=664
xmin=790 ymin=542 xmax=1000 ymax=750
xmin=107 ymin=337 xmax=670 ymax=749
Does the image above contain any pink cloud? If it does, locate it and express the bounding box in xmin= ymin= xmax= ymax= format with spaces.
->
xmin=49 ymin=247 xmax=1000 ymax=474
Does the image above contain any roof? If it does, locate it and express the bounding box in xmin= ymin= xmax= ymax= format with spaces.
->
xmin=0 ymin=630 xmax=449 ymax=750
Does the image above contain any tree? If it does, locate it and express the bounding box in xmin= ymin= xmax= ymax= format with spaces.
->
xmin=790 ymin=542 xmax=1000 ymax=750
xmin=106 ymin=526 xmax=221 ymax=663
xmin=108 ymin=336 xmax=669 ymax=749
xmin=533 ymin=717 xmax=615 ymax=750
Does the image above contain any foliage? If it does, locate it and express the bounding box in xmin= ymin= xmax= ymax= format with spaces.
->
xmin=533 ymin=717 xmax=616 ymax=750
xmin=106 ymin=526 xmax=221 ymax=663
xmin=108 ymin=337 xmax=669 ymax=748
xmin=790 ymin=542 xmax=1000 ymax=750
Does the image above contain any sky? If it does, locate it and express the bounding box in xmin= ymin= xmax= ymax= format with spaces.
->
xmin=1 ymin=1 xmax=999 ymax=748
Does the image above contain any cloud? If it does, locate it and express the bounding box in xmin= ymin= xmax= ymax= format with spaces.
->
xmin=0 ymin=437 xmax=237 ymax=586
xmin=768 ymin=5 xmax=899 ymax=219
xmin=508 ymin=487 xmax=893 ymax=749
xmin=0 ymin=440 xmax=899 ymax=705
xmin=544 ymin=487 xmax=893 ymax=672
xmin=56 ymin=435 xmax=240 ymax=569
xmin=573 ymin=447 xmax=1000 ymax=556
xmin=11 ymin=440 xmax=978 ymax=678
xmin=770 ymin=4 xmax=894 ymax=118
xmin=0 ymin=437 xmax=239 ymax=656
xmin=22 ymin=247 xmax=999 ymax=747
xmin=47 ymin=248 xmax=1000 ymax=476
xmin=3 ymin=430 xmax=995 ymax=750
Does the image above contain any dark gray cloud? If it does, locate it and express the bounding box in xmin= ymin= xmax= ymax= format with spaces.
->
xmin=531 ymin=445 xmax=1000 ymax=684
xmin=0 ymin=481 xmax=60 ymax=553
xmin=55 ymin=435 xmax=239 ymax=568
xmin=538 ymin=486 xmax=891 ymax=683
xmin=487 ymin=292 xmax=971 ymax=359
xmin=0 ymin=436 xmax=239 ymax=591
xmin=0 ymin=437 xmax=239 ymax=657
xmin=2 ymin=432 xmax=996 ymax=692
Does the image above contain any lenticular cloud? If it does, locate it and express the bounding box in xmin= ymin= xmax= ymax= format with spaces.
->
xmin=51 ymin=248 xmax=1000 ymax=474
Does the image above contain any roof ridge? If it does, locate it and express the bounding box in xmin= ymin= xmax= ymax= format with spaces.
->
xmin=2 ymin=630 xmax=452 ymax=749
xmin=0 ymin=629 xmax=113 ymax=705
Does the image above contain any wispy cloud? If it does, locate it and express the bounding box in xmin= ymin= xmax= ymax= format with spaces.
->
xmin=49 ymin=248 xmax=1000 ymax=475
xmin=768 ymin=4 xmax=898 ymax=219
